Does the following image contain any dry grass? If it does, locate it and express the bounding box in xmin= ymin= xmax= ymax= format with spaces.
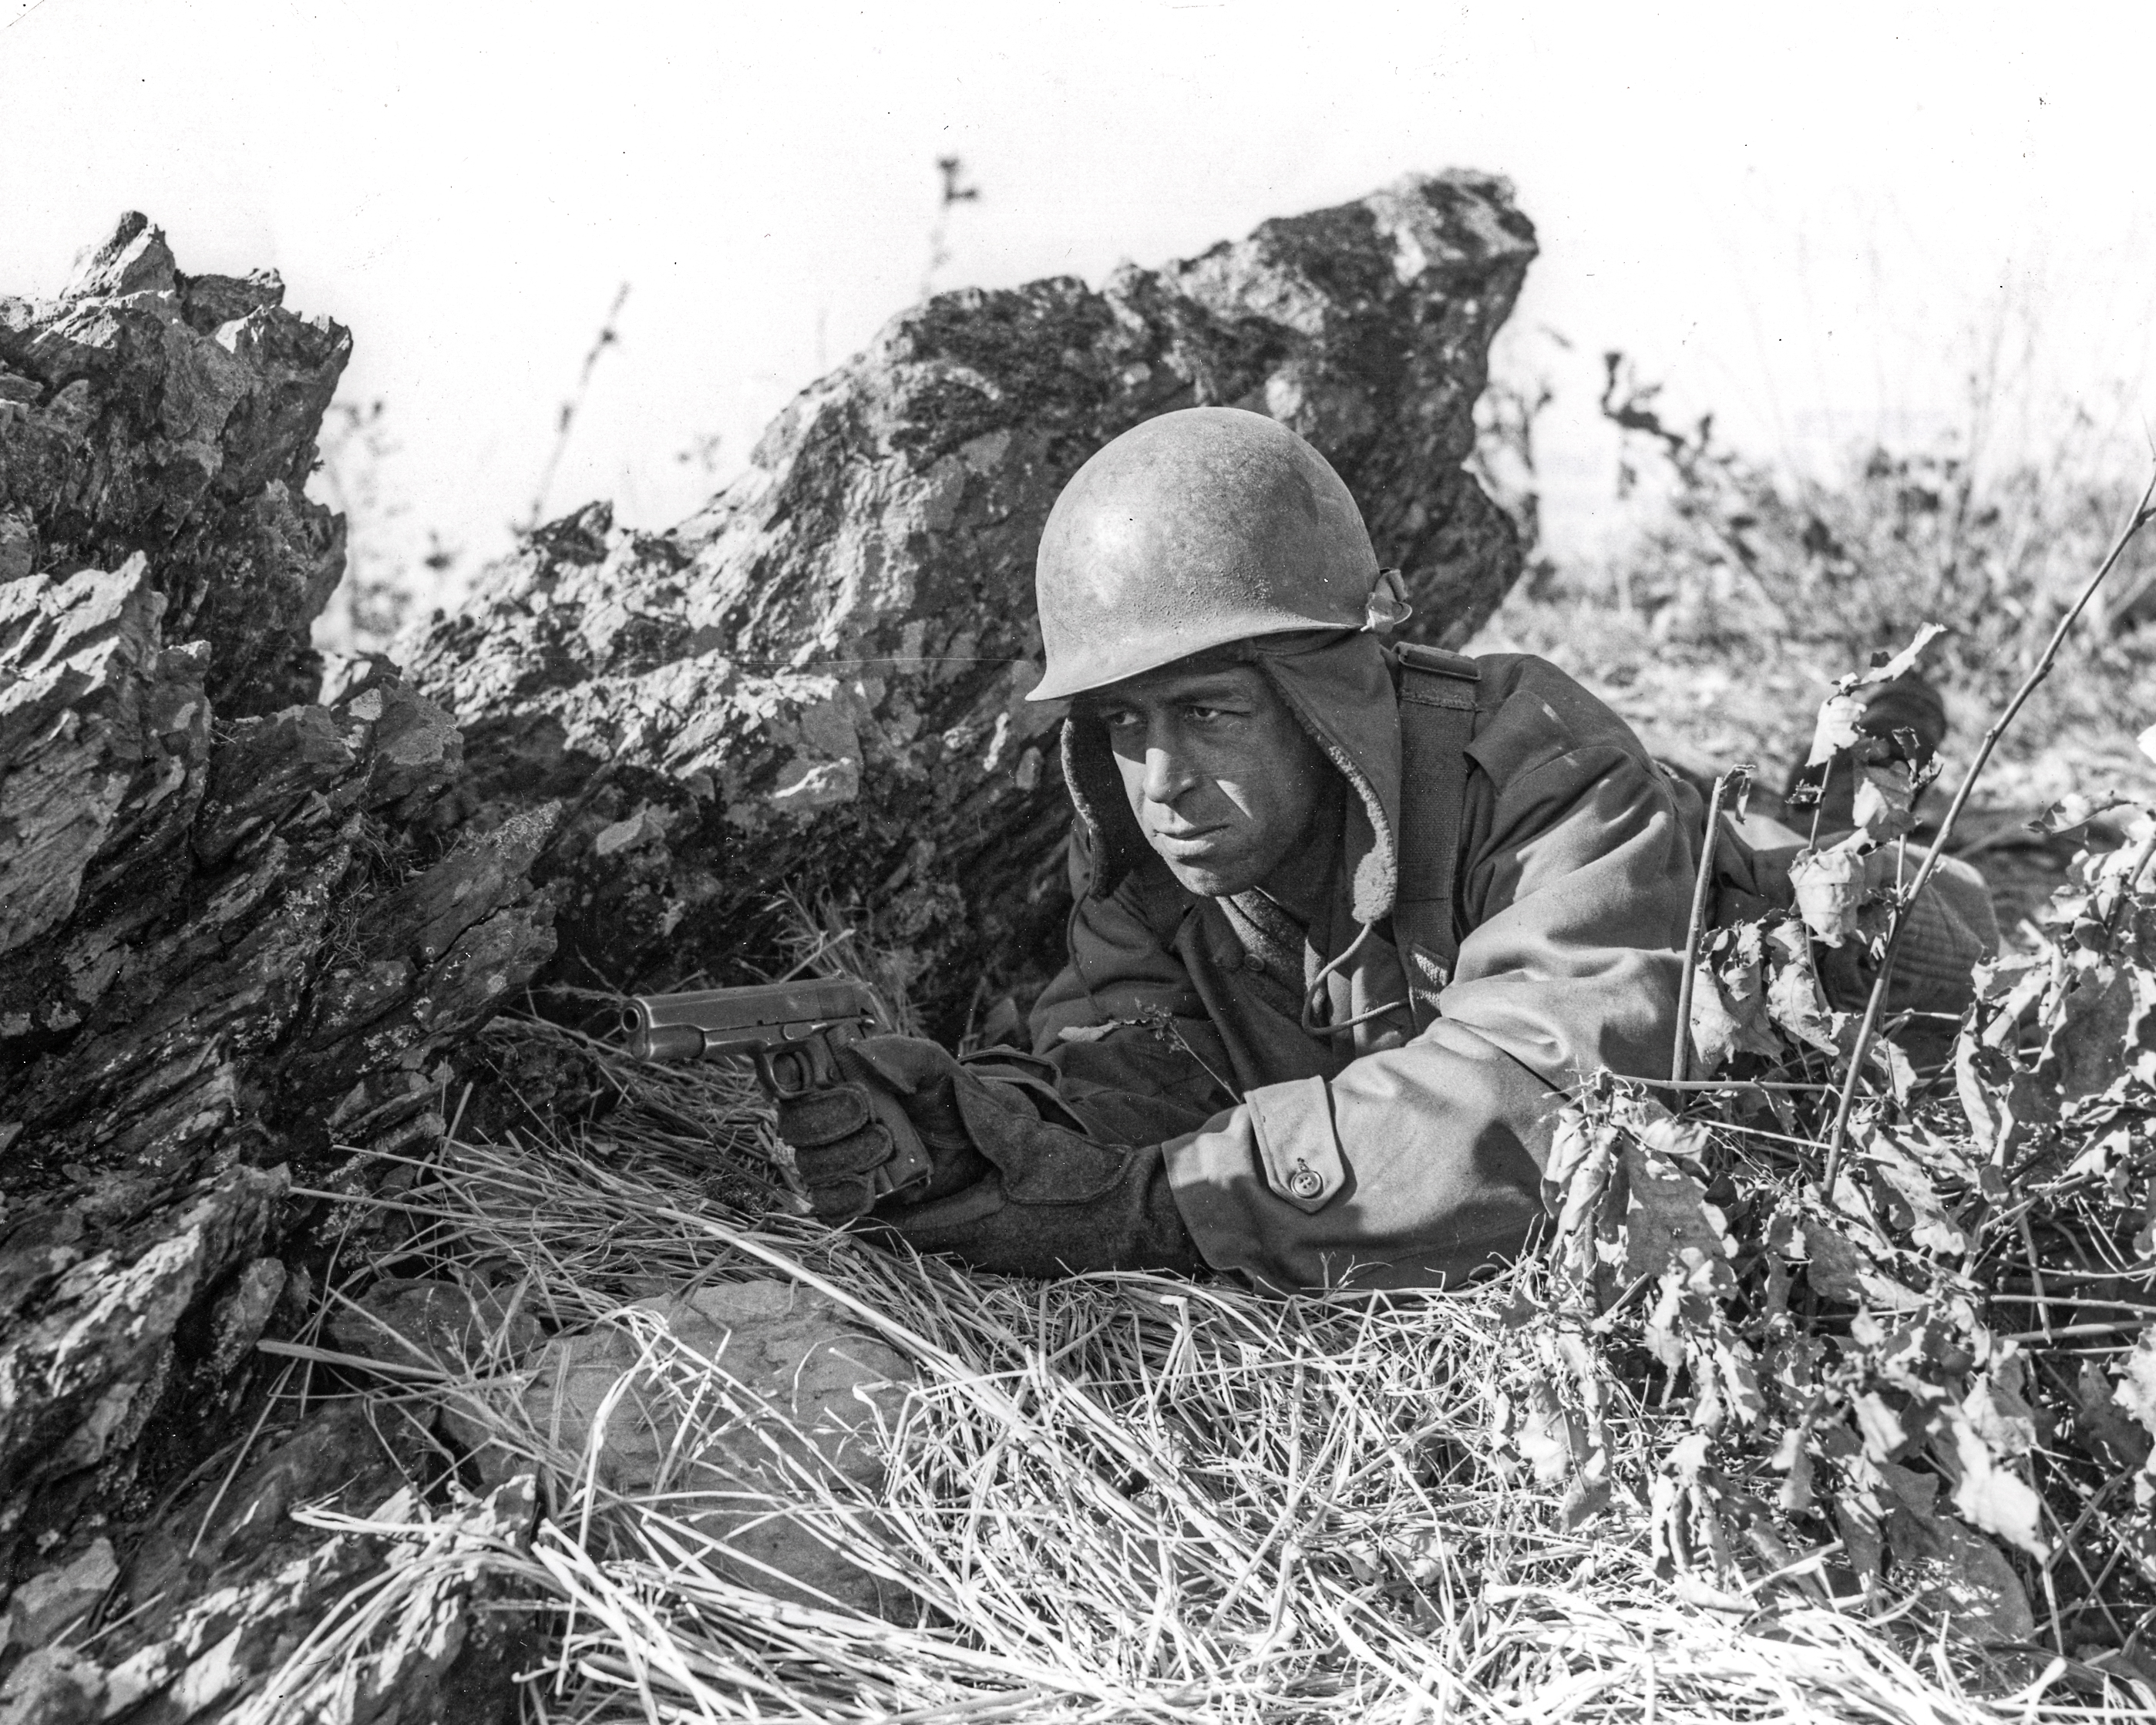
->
xmin=266 ymin=1009 xmax=2156 ymax=1725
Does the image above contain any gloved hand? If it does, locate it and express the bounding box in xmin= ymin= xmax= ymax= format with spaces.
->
xmin=866 ymin=1077 xmax=1203 ymax=1279
xmin=774 ymin=1036 xmax=988 ymax=1222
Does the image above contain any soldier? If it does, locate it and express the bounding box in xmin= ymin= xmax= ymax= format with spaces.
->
xmin=772 ymin=407 xmax=1994 ymax=1291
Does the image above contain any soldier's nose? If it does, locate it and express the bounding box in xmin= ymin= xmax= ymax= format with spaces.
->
xmin=1141 ymin=745 xmax=1198 ymax=805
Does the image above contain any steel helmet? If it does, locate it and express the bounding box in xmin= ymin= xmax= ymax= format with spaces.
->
xmin=1026 ymin=407 xmax=1394 ymax=701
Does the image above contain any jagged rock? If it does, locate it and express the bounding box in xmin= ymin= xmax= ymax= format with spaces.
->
xmin=0 ymin=1538 xmax=116 ymax=1651
xmin=0 ymin=217 xmax=559 ymax=1660
xmin=0 ymin=213 xmax=349 ymax=717
xmin=0 ymin=559 xmax=557 ymax=1201
xmin=402 ymin=170 xmax=1537 ymax=1030
xmin=0 ymin=1166 xmax=285 ymax=1511
xmin=0 ymin=556 xmax=207 ymax=960
xmin=459 ymin=1279 xmax=913 ymax=1613
xmin=2 ymin=1471 xmax=538 ymax=1725
xmin=0 ymin=551 xmax=557 ymax=1582
xmin=118 ymin=1402 xmax=402 ymax=1627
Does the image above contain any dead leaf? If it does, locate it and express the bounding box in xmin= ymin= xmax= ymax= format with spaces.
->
xmin=1542 ymin=1106 xmax=1622 ymax=1299
xmin=2050 ymin=962 xmax=2156 ymax=1104
xmin=1866 ymin=1036 xmax=1920 ymax=1105
xmin=1954 ymin=1037 xmax=2012 ymax=1154
xmin=2112 ymin=1329 xmax=2156 ymax=1443
xmin=1833 ymin=1490 xmax=1885 ymax=1586
xmin=1861 ymin=1135 xmax=1967 ymax=1256
xmin=1962 ymin=1358 xmax=2037 ymax=1459
xmin=1904 ymin=1516 xmax=2037 ymax=1645
xmin=1948 ymin=1417 xmax=2046 ymax=1557
xmin=1806 ymin=691 xmax=1868 ymax=768
xmin=1875 ymin=1458 xmax=1939 ymax=1519
xmin=1622 ymin=1139 xmax=1734 ymax=1296
xmin=1853 ymin=1390 xmax=1908 ymax=1461
xmin=1764 ymin=920 xmax=1840 ymax=1053
xmin=1710 ymin=1332 xmax=1766 ymax=1427
xmin=1851 ymin=622 xmax=1948 ymax=691
xmin=2077 ymin=1357 xmax=2153 ymax=1471
xmin=2033 ymin=789 xmax=2134 ymax=834
xmin=1561 ymin=1470 xmax=1613 ymax=1528
xmin=1805 ymin=1219 xmax=1923 ymax=1310
xmin=1690 ymin=927 xmax=1784 ymax=1074
xmin=1790 ymin=839 xmax=1868 ymax=947
xmin=1687 ymin=963 xmax=1752 ymax=1074
xmin=1955 ymin=1038 xmax=2059 ymax=1162
xmin=1772 ymin=1423 xmax=1815 ymax=1514
xmin=1853 ymin=764 xmax=1916 ymax=842
xmin=1517 ymin=1375 xmax=1579 ymax=1486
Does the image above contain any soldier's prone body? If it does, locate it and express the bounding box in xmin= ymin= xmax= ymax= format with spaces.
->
xmin=769 ymin=408 xmax=1999 ymax=1292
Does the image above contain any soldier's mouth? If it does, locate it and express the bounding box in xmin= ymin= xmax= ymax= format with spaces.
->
xmin=1149 ymin=825 xmax=1227 ymax=856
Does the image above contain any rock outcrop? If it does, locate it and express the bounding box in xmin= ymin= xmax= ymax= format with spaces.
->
xmin=0 ymin=217 xmax=560 ymax=1720
xmin=401 ymin=170 xmax=1538 ymax=1032
xmin=0 ymin=212 xmax=350 ymax=717
xmin=0 ymin=1428 xmax=537 ymax=1725
xmin=0 ymin=551 xmax=558 ymax=1559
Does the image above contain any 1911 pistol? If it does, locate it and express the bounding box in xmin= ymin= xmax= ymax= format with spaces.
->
xmin=623 ymin=977 xmax=882 ymax=1099
xmin=624 ymin=978 xmax=933 ymax=1199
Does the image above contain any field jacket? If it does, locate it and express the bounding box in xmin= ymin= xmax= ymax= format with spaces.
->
xmin=1028 ymin=634 xmax=1695 ymax=1292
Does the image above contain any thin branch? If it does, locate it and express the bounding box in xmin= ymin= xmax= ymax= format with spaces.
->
xmin=524 ymin=281 xmax=631 ymax=533
xmin=1672 ymin=770 xmax=1738 ymax=1084
xmin=1821 ymin=466 xmax=2156 ymax=1186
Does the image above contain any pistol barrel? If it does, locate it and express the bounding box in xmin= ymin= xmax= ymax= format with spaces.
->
xmin=630 ymin=1022 xmax=709 ymax=1062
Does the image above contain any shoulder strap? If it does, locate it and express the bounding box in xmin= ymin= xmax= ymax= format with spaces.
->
xmin=1391 ymin=643 xmax=1482 ymax=1028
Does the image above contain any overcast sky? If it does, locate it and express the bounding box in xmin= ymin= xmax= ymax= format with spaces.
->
xmin=6 ymin=1 xmax=2153 ymax=606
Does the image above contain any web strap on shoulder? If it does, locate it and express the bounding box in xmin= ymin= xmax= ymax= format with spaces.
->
xmin=1391 ymin=643 xmax=1482 ymax=1028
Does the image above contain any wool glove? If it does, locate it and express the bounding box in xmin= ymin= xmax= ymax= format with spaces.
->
xmin=866 ymin=1075 xmax=1204 ymax=1279
xmin=774 ymin=1036 xmax=989 ymax=1221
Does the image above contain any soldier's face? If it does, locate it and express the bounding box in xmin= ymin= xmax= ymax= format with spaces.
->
xmin=1091 ymin=661 xmax=1334 ymax=899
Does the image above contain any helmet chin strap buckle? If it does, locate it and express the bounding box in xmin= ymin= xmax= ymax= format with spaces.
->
xmin=1362 ymin=568 xmax=1413 ymax=634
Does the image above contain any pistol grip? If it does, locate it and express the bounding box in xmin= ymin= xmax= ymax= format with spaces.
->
xmin=759 ymin=1031 xmax=931 ymax=1202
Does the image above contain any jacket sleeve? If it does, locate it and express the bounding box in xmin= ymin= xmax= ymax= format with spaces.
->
xmin=1162 ymin=730 xmax=1695 ymax=1292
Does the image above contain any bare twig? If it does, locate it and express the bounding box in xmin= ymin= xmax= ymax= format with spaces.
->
xmin=1643 ymin=1078 xmax=1835 ymax=1095
xmin=524 ymin=282 xmax=631 ymax=533
xmin=1821 ymin=467 xmax=2156 ymax=1187
xmin=919 ymin=156 xmax=982 ymax=302
xmin=1672 ymin=771 xmax=1738 ymax=1084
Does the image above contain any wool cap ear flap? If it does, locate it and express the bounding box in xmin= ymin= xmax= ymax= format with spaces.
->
xmin=1244 ymin=631 xmax=1403 ymax=926
xmin=1060 ymin=714 xmax=1154 ymax=900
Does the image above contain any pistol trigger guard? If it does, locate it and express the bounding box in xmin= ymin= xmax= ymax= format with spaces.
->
xmin=763 ymin=1031 xmax=852 ymax=1100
